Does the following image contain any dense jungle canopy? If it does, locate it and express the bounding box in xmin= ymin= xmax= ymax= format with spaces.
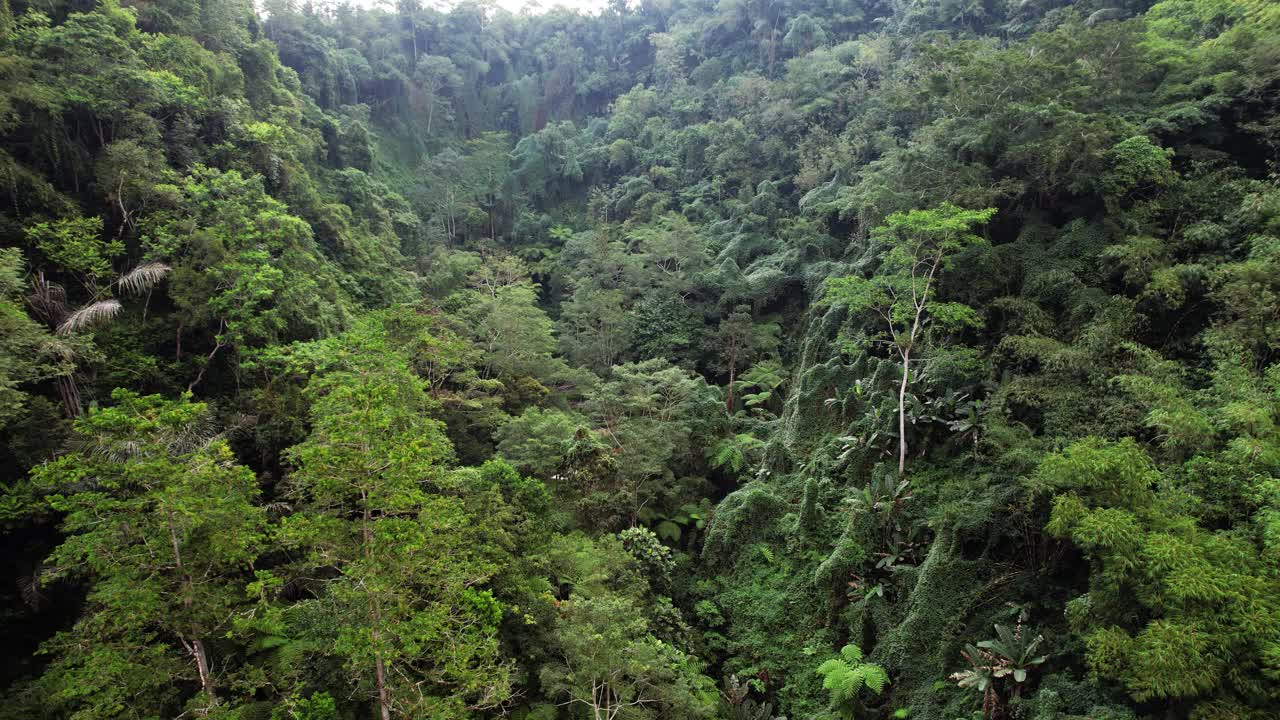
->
xmin=1 ymin=0 xmax=1279 ymax=718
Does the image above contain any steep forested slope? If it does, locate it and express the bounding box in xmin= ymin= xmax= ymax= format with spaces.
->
xmin=1 ymin=0 xmax=1278 ymax=719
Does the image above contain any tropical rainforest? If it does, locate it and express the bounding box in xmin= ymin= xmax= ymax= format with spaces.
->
xmin=0 ymin=0 xmax=1278 ymax=718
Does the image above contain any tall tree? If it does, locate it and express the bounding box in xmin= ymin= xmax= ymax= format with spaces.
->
xmin=31 ymin=391 xmax=265 ymax=717
xmin=414 ymin=55 xmax=462 ymax=136
xmin=825 ymin=203 xmax=993 ymax=476
xmin=281 ymin=320 xmax=512 ymax=720
xmin=714 ymin=305 xmax=779 ymax=412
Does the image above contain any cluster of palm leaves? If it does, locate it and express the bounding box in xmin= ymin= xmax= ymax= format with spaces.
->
xmin=27 ymin=262 xmax=170 ymax=415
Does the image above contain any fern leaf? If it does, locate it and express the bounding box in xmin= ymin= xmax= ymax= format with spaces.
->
xmin=757 ymin=544 xmax=775 ymax=563
xmin=848 ymin=665 xmax=867 ymax=694
xmin=709 ymin=441 xmax=743 ymax=471
xmin=251 ymin=634 xmax=291 ymax=652
xmin=863 ymin=664 xmax=890 ymax=694
xmin=816 ymin=658 xmax=845 ymax=682
xmin=840 ymin=644 xmax=864 ymax=663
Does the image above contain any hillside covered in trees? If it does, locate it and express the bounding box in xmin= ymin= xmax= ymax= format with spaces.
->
xmin=1 ymin=0 xmax=1279 ymax=718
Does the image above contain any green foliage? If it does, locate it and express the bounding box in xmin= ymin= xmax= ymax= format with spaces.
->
xmin=445 ymin=252 xmax=559 ymax=383
xmin=144 ymin=166 xmax=352 ymax=357
xmin=1036 ymin=437 xmax=1280 ymax=712
xmin=618 ymin=526 xmax=676 ymax=586
xmin=0 ymin=248 xmax=59 ymax=426
xmin=813 ymin=533 xmax=865 ymax=597
xmin=276 ymin=321 xmax=512 ymax=718
xmin=540 ymin=592 xmax=717 ymax=720
xmin=816 ymin=644 xmax=889 ymax=717
xmin=285 ymin=691 xmax=337 ymax=720
xmin=824 ymin=203 xmax=994 ymax=475
xmin=30 ymin=390 xmax=265 ymax=717
xmin=496 ymin=406 xmax=585 ymax=478
xmin=1098 ymin=136 xmax=1175 ymax=198
xmin=3 ymin=1 xmax=1280 ymax=719
xmin=25 ymin=216 xmax=119 ymax=282
xmin=710 ymin=433 xmax=767 ymax=474
xmin=722 ymin=672 xmax=786 ymax=720
xmin=952 ymin=615 xmax=1050 ymax=718
xmin=704 ymin=485 xmax=785 ymax=563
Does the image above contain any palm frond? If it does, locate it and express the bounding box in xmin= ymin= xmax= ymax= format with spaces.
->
xmin=57 ymin=299 xmax=122 ymax=335
xmin=115 ymin=262 xmax=171 ymax=295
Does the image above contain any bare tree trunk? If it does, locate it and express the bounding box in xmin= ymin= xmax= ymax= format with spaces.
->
xmin=192 ymin=639 xmax=216 ymax=709
xmin=725 ymin=337 xmax=739 ymax=412
xmin=362 ymin=501 xmax=393 ymax=720
xmin=897 ymin=348 xmax=910 ymax=477
xmin=168 ymin=516 xmax=218 ymax=712
xmin=897 ymin=250 xmax=941 ymax=477
xmin=726 ymin=358 xmax=736 ymax=411
xmin=56 ymin=374 xmax=82 ymax=418
xmin=187 ymin=320 xmax=226 ymax=394
xmin=374 ymin=645 xmax=392 ymax=720
xmin=768 ymin=16 xmax=779 ymax=76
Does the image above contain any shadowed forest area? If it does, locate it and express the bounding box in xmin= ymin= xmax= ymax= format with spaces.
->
xmin=1 ymin=0 xmax=1279 ymax=718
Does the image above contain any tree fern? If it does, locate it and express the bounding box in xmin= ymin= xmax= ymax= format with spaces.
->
xmin=862 ymin=663 xmax=890 ymax=694
xmin=816 ymin=645 xmax=890 ymax=717
xmin=710 ymin=438 xmax=746 ymax=472
xmin=708 ymin=433 xmax=765 ymax=473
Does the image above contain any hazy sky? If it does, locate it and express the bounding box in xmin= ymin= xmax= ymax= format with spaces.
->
xmin=495 ymin=0 xmax=610 ymax=13
xmin=344 ymin=0 xmax=612 ymax=16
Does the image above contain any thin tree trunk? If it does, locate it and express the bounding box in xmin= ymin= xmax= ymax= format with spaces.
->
xmin=362 ymin=501 xmax=393 ymax=720
xmin=192 ymin=639 xmax=216 ymax=709
xmin=768 ymin=15 xmax=779 ymax=76
xmin=410 ymin=16 xmax=418 ymax=63
xmin=725 ymin=337 xmax=738 ymax=411
xmin=897 ymin=250 xmax=941 ymax=477
xmin=726 ymin=358 xmax=736 ymax=411
xmin=168 ymin=516 xmax=217 ymax=711
xmin=187 ymin=320 xmax=226 ymax=393
xmin=56 ymin=374 xmax=81 ymax=418
xmin=897 ymin=347 xmax=910 ymax=477
xmin=374 ymin=647 xmax=391 ymax=720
